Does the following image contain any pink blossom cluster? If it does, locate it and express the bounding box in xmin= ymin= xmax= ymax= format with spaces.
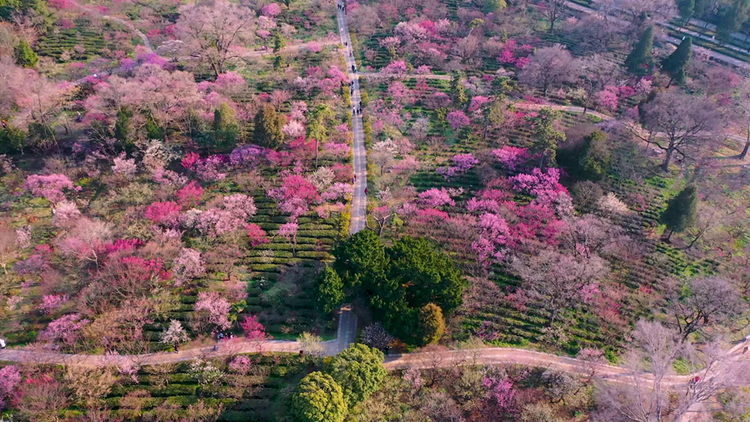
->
xmin=24 ymin=174 xmax=77 ymax=203
xmin=381 ymin=60 xmax=409 ymax=75
xmin=144 ymin=201 xmax=182 ymax=226
xmin=472 ymin=213 xmax=510 ymax=267
xmin=492 ymin=146 xmax=528 ymax=171
xmin=497 ymin=39 xmax=534 ymax=69
xmin=322 ymin=183 xmax=353 ymax=201
xmin=436 ymin=153 xmax=479 ymax=180
xmin=417 ymin=188 xmax=458 ymax=208
xmin=39 ymin=294 xmax=68 ymax=314
xmin=509 ymin=168 xmax=569 ymax=208
xmin=39 ymin=313 xmax=90 ymax=345
xmin=0 ymin=365 xmax=21 ymax=410
xmin=446 ymin=110 xmax=471 ymax=130
xmin=267 ymin=175 xmax=320 ymax=218
xmin=193 ymin=194 xmax=257 ymax=237
xmin=176 ymin=181 xmax=204 ymax=206
xmin=246 ymin=223 xmax=269 ymax=247
xmin=195 ymin=292 xmax=232 ymax=331
xmin=229 ymin=145 xmax=264 ymax=167
xmin=240 ymin=315 xmax=268 ymax=340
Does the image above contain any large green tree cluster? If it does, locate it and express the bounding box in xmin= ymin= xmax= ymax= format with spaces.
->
xmin=318 ymin=230 xmax=465 ymax=345
xmin=291 ymin=344 xmax=386 ymax=422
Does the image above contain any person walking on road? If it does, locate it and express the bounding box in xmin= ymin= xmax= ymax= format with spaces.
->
xmin=0 ymin=338 xmax=6 ymax=349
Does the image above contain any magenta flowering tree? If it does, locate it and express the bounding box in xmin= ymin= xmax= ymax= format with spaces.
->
xmin=176 ymin=181 xmax=204 ymax=206
xmin=483 ymin=376 xmax=516 ymax=414
xmin=447 ymin=110 xmax=471 ymax=130
xmin=181 ymin=152 xmax=201 ymax=170
xmin=246 ymin=223 xmax=269 ymax=247
xmin=194 ymin=155 xmax=227 ymax=182
xmin=195 ymin=291 xmax=232 ymax=332
xmin=436 ymin=153 xmax=479 ymax=180
xmin=39 ymin=313 xmax=90 ymax=347
xmin=277 ymin=220 xmax=299 ymax=256
xmin=510 ymin=168 xmax=569 ymax=209
xmin=492 ymin=146 xmax=528 ymax=171
xmin=172 ymin=248 xmax=206 ymax=285
xmin=596 ymin=85 xmax=619 ymax=111
xmin=24 ymin=174 xmax=76 ymax=203
xmin=229 ymin=145 xmax=264 ymax=167
xmin=144 ymin=201 xmax=182 ymax=227
xmin=240 ymin=315 xmax=267 ymax=340
xmin=472 ymin=213 xmax=510 ymax=268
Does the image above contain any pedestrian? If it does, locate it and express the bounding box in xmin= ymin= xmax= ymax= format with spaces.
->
xmin=174 ymin=342 xmax=179 ymax=353
xmin=353 ymin=174 xmax=357 ymax=181
xmin=1 ymin=120 xmax=6 ymax=129
xmin=359 ymin=101 xmax=362 ymax=107
xmin=0 ymin=338 xmax=5 ymax=349
xmin=364 ymin=188 xmax=368 ymax=195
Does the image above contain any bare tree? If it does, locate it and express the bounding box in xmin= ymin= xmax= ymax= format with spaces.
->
xmin=594 ymin=320 xmax=750 ymax=422
xmin=175 ymin=0 xmax=256 ymax=77
xmin=512 ymin=249 xmax=610 ymax=326
xmin=519 ymin=45 xmax=578 ymax=96
xmin=576 ymin=54 xmax=622 ymax=114
xmin=664 ymin=276 xmax=746 ymax=342
xmin=733 ymin=81 xmax=750 ymax=159
xmin=541 ymin=0 xmax=567 ymax=33
xmin=594 ymin=0 xmax=677 ymax=30
xmin=638 ymin=92 xmax=723 ymax=172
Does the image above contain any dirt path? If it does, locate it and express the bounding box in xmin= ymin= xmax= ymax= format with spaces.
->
xmin=358 ymin=72 xmax=452 ymax=80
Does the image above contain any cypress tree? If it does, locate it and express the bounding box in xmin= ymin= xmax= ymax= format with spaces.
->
xmin=662 ymin=36 xmax=692 ymax=86
xmin=213 ymin=102 xmax=238 ymax=151
xmin=624 ymin=26 xmax=655 ymax=76
xmin=716 ymin=0 xmax=750 ymax=44
xmin=144 ymin=114 xmax=163 ymax=140
xmin=450 ymin=71 xmax=468 ymax=107
xmin=418 ymin=303 xmax=445 ymax=346
xmin=661 ymin=185 xmax=698 ymax=241
xmin=273 ymin=32 xmax=286 ymax=53
xmin=253 ymin=104 xmax=284 ymax=149
xmin=114 ymin=108 xmax=132 ymax=148
xmin=14 ymin=39 xmax=38 ymax=68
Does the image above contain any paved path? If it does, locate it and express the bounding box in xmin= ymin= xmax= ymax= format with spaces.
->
xmin=101 ymin=15 xmax=153 ymax=54
xmin=564 ymin=1 xmax=750 ymax=70
xmin=334 ymin=0 xmax=363 ymax=352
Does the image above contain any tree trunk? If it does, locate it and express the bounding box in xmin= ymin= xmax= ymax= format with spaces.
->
xmin=739 ymin=134 xmax=750 ymax=159
xmin=661 ymin=148 xmax=674 ymax=172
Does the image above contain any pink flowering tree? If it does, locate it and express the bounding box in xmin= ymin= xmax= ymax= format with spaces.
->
xmin=39 ymin=313 xmax=90 ymax=348
xmin=195 ymin=291 xmax=232 ymax=333
xmin=483 ymin=375 xmax=516 ymax=414
xmin=188 ymin=193 xmax=257 ymax=238
xmin=261 ymin=2 xmax=281 ymax=17
xmin=472 ymin=213 xmax=510 ymax=268
xmin=277 ymin=220 xmax=299 ymax=256
xmin=380 ymin=60 xmax=408 ymax=75
xmin=144 ymin=201 xmax=182 ymax=227
xmin=417 ymin=188 xmax=459 ymax=208
xmin=176 ymin=181 xmax=204 ymax=206
xmin=0 ymin=365 xmax=21 ymax=410
xmin=24 ymin=174 xmax=77 ymax=203
xmin=267 ymin=175 xmax=320 ymax=218
xmin=172 ymin=248 xmax=206 ymax=285
xmin=39 ymin=294 xmax=68 ymax=315
xmin=240 ymin=314 xmax=270 ymax=352
xmin=246 ymin=223 xmax=269 ymax=247
xmin=595 ymin=85 xmax=619 ymax=111
xmin=52 ymin=201 xmax=82 ymax=229
xmin=510 ymin=168 xmax=570 ymax=209
xmin=492 ymin=146 xmax=528 ymax=171
xmin=436 ymin=153 xmax=479 ymax=180
xmin=447 ymin=110 xmax=471 ymax=131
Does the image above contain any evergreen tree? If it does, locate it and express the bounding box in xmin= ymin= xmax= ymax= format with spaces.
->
xmin=661 ymin=185 xmax=698 ymax=241
xmin=716 ymin=0 xmax=750 ymax=45
xmin=253 ymin=104 xmax=284 ymax=149
xmin=315 ymin=266 xmax=345 ymax=314
xmin=529 ymin=108 xmax=566 ymax=167
xmin=212 ymin=102 xmax=239 ymax=151
xmin=273 ymin=32 xmax=286 ymax=53
xmin=577 ymin=131 xmax=611 ymax=181
xmin=450 ymin=71 xmax=468 ymax=107
xmin=291 ymin=372 xmax=346 ymax=422
xmin=145 ymin=114 xmax=163 ymax=140
xmin=418 ymin=303 xmax=445 ymax=345
xmin=662 ymin=36 xmax=692 ymax=86
xmin=114 ymin=108 xmax=132 ymax=148
xmin=624 ymin=26 xmax=655 ymax=76
xmin=677 ymin=0 xmax=695 ymax=23
xmin=14 ymin=39 xmax=38 ymax=68
xmin=325 ymin=344 xmax=386 ymax=407
xmin=331 ymin=229 xmax=388 ymax=289
xmin=0 ymin=124 xmax=27 ymax=154
xmin=482 ymin=0 xmax=506 ymax=13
